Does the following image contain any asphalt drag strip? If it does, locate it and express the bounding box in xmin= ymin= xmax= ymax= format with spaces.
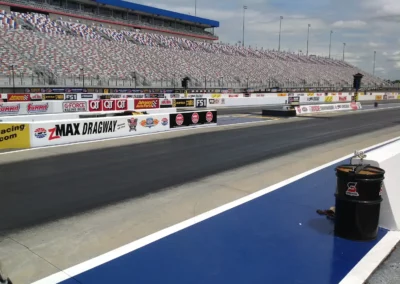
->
xmin=1 ymin=107 xmax=400 ymax=234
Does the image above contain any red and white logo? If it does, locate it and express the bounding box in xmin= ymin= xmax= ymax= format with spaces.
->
xmin=346 ymin=182 xmax=359 ymax=197
xmin=176 ymin=113 xmax=184 ymax=125
xmin=350 ymin=102 xmax=358 ymax=110
xmin=116 ymin=99 xmax=128 ymax=110
xmin=89 ymin=100 xmax=102 ymax=111
xmin=30 ymin=94 xmax=43 ymax=100
xmin=102 ymin=100 xmax=115 ymax=111
xmin=160 ymin=99 xmax=172 ymax=105
xmin=63 ymin=101 xmax=87 ymax=112
xmin=191 ymin=112 xmax=199 ymax=124
xmin=27 ymin=102 xmax=49 ymax=113
xmin=310 ymin=106 xmax=321 ymax=112
xmin=339 ymin=96 xmax=347 ymax=102
xmin=296 ymin=107 xmax=301 ymax=114
xmin=0 ymin=103 xmax=20 ymax=114
xmin=206 ymin=111 xmax=213 ymax=123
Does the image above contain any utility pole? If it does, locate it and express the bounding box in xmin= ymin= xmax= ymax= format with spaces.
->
xmin=329 ymin=30 xmax=333 ymax=59
xmin=373 ymin=51 xmax=376 ymax=76
xmin=306 ymin=24 xmax=311 ymax=56
xmin=278 ymin=16 xmax=283 ymax=51
xmin=242 ymin=5 xmax=247 ymax=47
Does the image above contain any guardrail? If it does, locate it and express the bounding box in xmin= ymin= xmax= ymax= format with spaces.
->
xmin=0 ymin=110 xmax=217 ymax=149
xmin=352 ymin=140 xmax=400 ymax=231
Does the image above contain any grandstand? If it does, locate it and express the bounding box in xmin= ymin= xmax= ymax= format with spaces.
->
xmin=0 ymin=0 xmax=389 ymax=89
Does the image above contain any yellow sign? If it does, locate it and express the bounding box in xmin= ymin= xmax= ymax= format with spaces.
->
xmin=278 ymin=93 xmax=287 ymax=97
xmin=397 ymin=95 xmax=400 ymax=100
xmin=104 ymin=89 xmax=109 ymax=94
xmin=325 ymin=96 xmax=333 ymax=102
xmin=0 ymin=124 xmax=30 ymax=148
xmin=307 ymin=93 xmax=314 ymax=97
xmin=331 ymin=93 xmax=337 ymax=96
xmin=376 ymin=95 xmax=383 ymax=101
xmin=211 ymin=94 xmax=221 ymax=98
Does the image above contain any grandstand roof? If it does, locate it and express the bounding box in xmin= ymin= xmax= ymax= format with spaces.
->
xmin=95 ymin=0 xmax=220 ymax=27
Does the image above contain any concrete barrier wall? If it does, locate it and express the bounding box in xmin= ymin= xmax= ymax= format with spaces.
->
xmin=352 ymin=140 xmax=400 ymax=231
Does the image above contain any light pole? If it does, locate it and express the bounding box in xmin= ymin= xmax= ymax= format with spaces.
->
xmin=195 ymin=0 xmax=197 ymax=16
xmin=278 ymin=16 xmax=283 ymax=51
xmin=306 ymin=24 xmax=311 ymax=56
xmin=80 ymin=68 xmax=85 ymax=89
xmin=373 ymin=51 xmax=376 ymax=76
xmin=242 ymin=5 xmax=247 ymax=47
xmin=329 ymin=30 xmax=333 ymax=59
xmin=343 ymin=43 xmax=346 ymax=61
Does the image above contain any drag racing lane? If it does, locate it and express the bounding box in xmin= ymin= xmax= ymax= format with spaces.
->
xmin=1 ymin=108 xmax=400 ymax=233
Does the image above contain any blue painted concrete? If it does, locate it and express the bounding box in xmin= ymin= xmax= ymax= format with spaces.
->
xmin=59 ymin=158 xmax=388 ymax=284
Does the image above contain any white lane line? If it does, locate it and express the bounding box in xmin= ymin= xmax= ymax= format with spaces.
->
xmin=31 ymin=136 xmax=400 ymax=284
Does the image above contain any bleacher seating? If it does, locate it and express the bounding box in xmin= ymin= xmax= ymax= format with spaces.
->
xmin=0 ymin=10 xmax=387 ymax=88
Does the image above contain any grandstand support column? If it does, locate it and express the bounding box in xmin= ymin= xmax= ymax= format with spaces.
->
xmin=9 ymin=65 xmax=15 ymax=93
xmin=329 ymin=30 xmax=333 ymax=59
xmin=278 ymin=16 xmax=283 ymax=51
xmin=204 ymin=76 xmax=207 ymax=88
xmin=80 ymin=68 xmax=85 ymax=89
xmin=242 ymin=6 xmax=247 ymax=47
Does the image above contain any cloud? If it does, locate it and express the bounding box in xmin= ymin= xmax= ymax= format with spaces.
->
xmin=332 ymin=20 xmax=367 ymax=29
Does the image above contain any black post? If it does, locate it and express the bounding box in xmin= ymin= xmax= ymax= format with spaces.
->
xmin=353 ymin=73 xmax=363 ymax=102
xmin=204 ymin=76 xmax=206 ymax=88
xmin=10 ymin=65 xmax=15 ymax=93
xmin=81 ymin=68 xmax=85 ymax=89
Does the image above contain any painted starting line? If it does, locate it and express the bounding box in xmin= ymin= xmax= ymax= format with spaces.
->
xmin=32 ymin=137 xmax=400 ymax=284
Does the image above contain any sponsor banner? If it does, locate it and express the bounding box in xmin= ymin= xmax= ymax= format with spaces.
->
xmin=376 ymin=95 xmax=383 ymax=101
xmin=30 ymin=114 xmax=171 ymax=147
xmin=288 ymin=96 xmax=300 ymax=105
xmin=307 ymin=97 xmax=320 ymax=102
xmin=169 ymin=111 xmax=217 ymax=128
xmin=26 ymin=102 xmax=50 ymax=114
xmin=89 ymin=99 xmax=128 ymax=112
xmin=211 ymin=94 xmax=221 ymax=98
xmin=196 ymin=98 xmax=207 ymax=108
xmin=43 ymin=94 xmax=64 ymax=100
xmin=63 ymin=101 xmax=88 ymax=113
xmin=387 ymin=95 xmax=396 ymax=100
xmin=208 ymin=98 xmax=225 ymax=105
xmin=228 ymin=94 xmax=239 ymax=97
xmin=338 ymin=96 xmax=347 ymax=102
xmin=316 ymin=93 xmax=324 ymax=96
xmin=397 ymin=95 xmax=400 ymax=100
xmin=134 ymin=99 xmax=160 ymax=109
xmin=295 ymin=103 xmax=361 ymax=115
xmin=7 ymin=94 xmax=30 ymax=102
xmin=307 ymin=93 xmax=314 ymax=97
xmin=172 ymin=99 xmax=195 ymax=107
xmin=160 ymin=98 xmax=173 ymax=108
xmin=0 ymin=123 xmax=30 ymax=148
xmin=0 ymin=103 xmax=21 ymax=115
xmin=65 ymin=94 xmax=77 ymax=100
xmin=277 ymin=93 xmax=287 ymax=97
xmin=30 ymin=94 xmax=43 ymax=101
xmin=325 ymin=96 xmax=333 ymax=103
xmin=331 ymin=93 xmax=337 ymax=96
xmin=81 ymin=94 xmax=94 ymax=99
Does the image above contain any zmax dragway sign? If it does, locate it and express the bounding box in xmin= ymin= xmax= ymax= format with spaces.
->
xmin=48 ymin=121 xmax=117 ymax=140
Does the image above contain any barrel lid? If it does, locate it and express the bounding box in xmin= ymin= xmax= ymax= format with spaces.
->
xmin=336 ymin=164 xmax=385 ymax=177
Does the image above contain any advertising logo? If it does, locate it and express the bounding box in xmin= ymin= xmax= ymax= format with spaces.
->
xmin=307 ymin=97 xmax=319 ymax=102
xmin=115 ymin=99 xmax=128 ymax=111
xmin=127 ymin=118 xmax=138 ymax=132
xmin=27 ymin=103 xmax=49 ymax=114
xmin=30 ymin=94 xmax=43 ymax=101
xmin=338 ymin=96 xmax=347 ymax=102
xmin=277 ymin=93 xmax=286 ymax=97
xmin=350 ymin=102 xmax=358 ymax=110
xmin=48 ymin=121 xmax=117 ymax=140
xmin=175 ymin=113 xmax=184 ymax=125
xmin=309 ymin=106 xmax=320 ymax=112
xmin=307 ymin=93 xmax=314 ymax=97
xmin=0 ymin=124 xmax=27 ymax=145
xmin=7 ymin=94 xmax=30 ymax=102
xmin=62 ymin=101 xmax=87 ymax=113
xmin=134 ymin=99 xmax=159 ymax=109
xmin=89 ymin=100 xmax=102 ymax=111
xmin=43 ymin=94 xmax=64 ymax=100
xmin=302 ymin=107 xmax=308 ymax=112
xmin=81 ymin=94 xmax=94 ymax=99
xmin=192 ymin=112 xmax=199 ymax=124
xmin=34 ymin=128 xmax=47 ymax=139
xmin=346 ymin=182 xmax=359 ymax=197
xmin=161 ymin=117 xmax=168 ymax=126
xmin=206 ymin=111 xmax=213 ymax=123
xmin=102 ymin=100 xmax=115 ymax=111
xmin=160 ymin=99 xmax=172 ymax=105
xmin=0 ymin=103 xmax=20 ymax=114
xmin=140 ymin=117 xmax=159 ymax=128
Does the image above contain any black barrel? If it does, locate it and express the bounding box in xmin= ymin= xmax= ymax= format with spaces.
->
xmin=334 ymin=164 xmax=385 ymax=241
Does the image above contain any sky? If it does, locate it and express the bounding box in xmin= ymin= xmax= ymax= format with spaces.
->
xmin=132 ymin=0 xmax=400 ymax=80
